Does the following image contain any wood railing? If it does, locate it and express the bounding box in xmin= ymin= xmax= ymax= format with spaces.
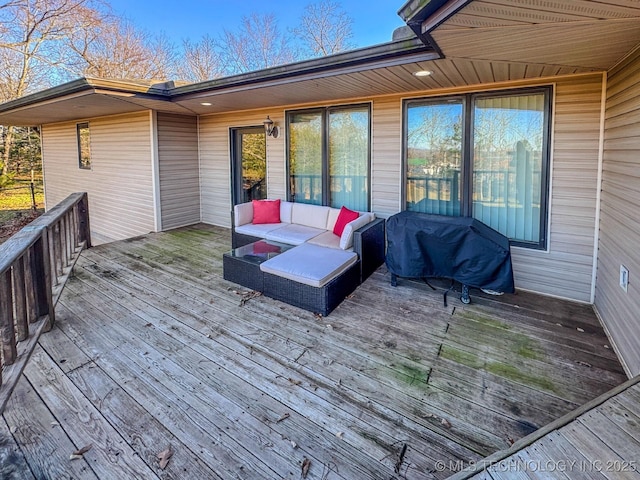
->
xmin=0 ymin=192 xmax=90 ymax=414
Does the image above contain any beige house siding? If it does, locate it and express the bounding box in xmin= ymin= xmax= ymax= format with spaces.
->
xmin=596 ymin=47 xmax=640 ymax=376
xmin=371 ymin=97 xmax=403 ymax=216
xmin=41 ymin=111 xmax=155 ymax=244
xmin=157 ymin=113 xmax=200 ymax=230
xmin=196 ymin=75 xmax=602 ymax=302
xmin=512 ymin=75 xmax=604 ymax=302
xmin=199 ymin=110 xmax=284 ymax=228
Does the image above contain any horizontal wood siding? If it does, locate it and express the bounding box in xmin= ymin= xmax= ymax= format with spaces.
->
xmin=42 ymin=112 xmax=155 ymax=245
xmin=199 ymin=110 xmax=284 ymax=228
xmin=157 ymin=113 xmax=200 ymax=230
xmin=596 ymin=47 xmax=640 ymax=376
xmin=371 ymin=97 xmax=403 ymax=216
xmin=197 ymin=76 xmax=602 ymax=301
xmin=513 ymin=75 xmax=604 ymax=302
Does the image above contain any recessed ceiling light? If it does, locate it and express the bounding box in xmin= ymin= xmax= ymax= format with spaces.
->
xmin=200 ymin=102 xmax=212 ymax=106
xmin=413 ymin=70 xmax=433 ymax=77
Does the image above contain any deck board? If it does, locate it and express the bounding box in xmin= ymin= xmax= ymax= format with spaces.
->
xmin=1 ymin=225 xmax=630 ymax=479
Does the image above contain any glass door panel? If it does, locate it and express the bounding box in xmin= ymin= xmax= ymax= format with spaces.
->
xmin=288 ymin=111 xmax=322 ymax=205
xmin=232 ymin=127 xmax=266 ymax=205
xmin=406 ymin=100 xmax=463 ymax=216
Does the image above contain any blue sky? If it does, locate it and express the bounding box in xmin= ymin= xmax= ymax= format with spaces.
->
xmin=107 ymin=0 xmax=406 ymax=48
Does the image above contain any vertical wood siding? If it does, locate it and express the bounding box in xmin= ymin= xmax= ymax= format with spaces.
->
xmin=197 ymin=76 xmax=603 ymax=302
xmin=41 ymin=112 xmax=155 ymax=244
xmin=597 ymin=47 xmax=640 ymax=376
xmin=199 ymin=110 xmax=284 ymax=228
xmin=157 ymin=113 xmax=200 ymax=230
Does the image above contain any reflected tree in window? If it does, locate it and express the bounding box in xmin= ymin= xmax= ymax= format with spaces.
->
xmin=77 ymin=122 xmax=91 ymax=169
xmin=329 ymin=107 xmax=369 ymax=210
xmin=406 ymin=101 xmax=463 ymax=215
xmin=289 ymin=111 xmax=322 ymax=204
xmin=240 ymin=131 xmax=266 ymax=202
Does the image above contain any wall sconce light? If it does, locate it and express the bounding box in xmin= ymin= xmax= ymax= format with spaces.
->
xmin=264 ymin=116 xmax=279 ymax=138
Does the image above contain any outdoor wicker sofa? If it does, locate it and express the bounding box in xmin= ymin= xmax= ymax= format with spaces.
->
xmin=225 ymin=200 xmax=386 ymax=315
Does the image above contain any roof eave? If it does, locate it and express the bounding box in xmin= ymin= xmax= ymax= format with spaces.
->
xmin=170 ymin=38 xmax=435 ymax=98
xmin=0 ymin=77 xmax=171 ymax=116
xmin=397 ymin=0 xmax=471 ymax=52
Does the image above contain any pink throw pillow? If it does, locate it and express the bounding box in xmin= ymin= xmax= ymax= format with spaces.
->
xmin=252 ymin=199 xmax=281 ymax=224
xmin=333 ymin=206 xmax=359 ymax=236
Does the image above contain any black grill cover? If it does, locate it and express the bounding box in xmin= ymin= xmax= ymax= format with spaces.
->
xmin=385 ymin=211 xmax=515 ymax=293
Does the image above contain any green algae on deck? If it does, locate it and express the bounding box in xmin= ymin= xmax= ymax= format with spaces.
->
xmin=455 ymin=311 xmax=541 ymax=360
xmin=440 ymin=345 xmax=557 ymax=394
xmin=395 ymin=363 xmax=430 ymax=386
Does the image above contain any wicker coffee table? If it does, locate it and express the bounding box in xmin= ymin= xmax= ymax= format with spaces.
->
xmin=223 ymin=240 xmax=293 ymax=292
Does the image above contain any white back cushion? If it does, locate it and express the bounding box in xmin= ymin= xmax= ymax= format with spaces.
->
xmin=280 ymin=201 xmax=293 ymax=223
xmin=326 ymin=208 xmax=342 ymax=231
xmin=339 ymin=214 xmax=374 ymax=250
xmin=234 ymin=202 xmax=253 ymax=226
xmin=291 ymin=203 xmax=330 ymax=229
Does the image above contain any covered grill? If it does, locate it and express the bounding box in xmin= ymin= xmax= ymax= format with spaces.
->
xmin=385 ymin=211 xmax=515 ymax=303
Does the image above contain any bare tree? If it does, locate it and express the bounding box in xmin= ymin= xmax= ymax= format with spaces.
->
xmin=293 ymin=0 xmax=354 ymax=57
xmin=218 ymin=13 xmax=297 ymax=75
xmin=0 ymin=0 xmax=95 ymax=175
xmin=177 ymin=34 xmax=223 ymax=83
xmin=68 ymin=16 xmax=176 ymax=80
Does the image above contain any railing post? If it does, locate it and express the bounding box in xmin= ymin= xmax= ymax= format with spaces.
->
xmin=78 ymin=193 xmax=92 ymax=248
xmin=12 ymin=257 xmax=28 ymax=342
xmin=0 ymin=269 xmax=17 ymax=366
xmin=32 ymin=229 xmax=55 ymax=331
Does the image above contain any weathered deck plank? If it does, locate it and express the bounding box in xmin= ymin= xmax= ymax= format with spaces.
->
xmin=1 ymin=225 xmax=630 ymax=479
xmin=4 ymin=374 xmax=99 ymax=479
xmin=23 ymin=345 xmax=161 ymax=480
xmin=0 ymin=415 xmax=36 ymax=480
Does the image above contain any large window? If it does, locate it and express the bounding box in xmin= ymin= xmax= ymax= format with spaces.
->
xmin=287 ymin=104 xmax=370 ymax=211
xmin=77 ymin=122 xmax=91 ymax=169
xmin=404 ymin=87 xmax=551 ymax=248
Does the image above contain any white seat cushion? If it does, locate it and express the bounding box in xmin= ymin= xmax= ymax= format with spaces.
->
xmin=235 ymin=223 xmax=283 ymax=237
xmin=306 ymin=230 xmax=343 ymax=250
xmin=260 ymin=243 xmax=358 ymax=288
xmin=265 ymin=224 xmax=325 ymax=245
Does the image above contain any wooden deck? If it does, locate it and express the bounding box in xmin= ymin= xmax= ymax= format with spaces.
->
xmin=0 ymin=224 xmax=628 ymax=479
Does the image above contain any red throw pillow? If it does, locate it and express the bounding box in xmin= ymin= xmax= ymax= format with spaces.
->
xmin=333 ymin=206 xmax=359 ymax=236
xmin=252 ymin=199 xmax=281 ymax=224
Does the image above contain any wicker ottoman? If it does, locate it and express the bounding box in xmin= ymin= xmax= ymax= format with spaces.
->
xmin=260 ymin=243 xmax=360 ymax=316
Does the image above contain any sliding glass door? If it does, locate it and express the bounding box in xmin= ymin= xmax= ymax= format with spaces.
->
xmin=231 ymin=127 xmax=267 ymax=206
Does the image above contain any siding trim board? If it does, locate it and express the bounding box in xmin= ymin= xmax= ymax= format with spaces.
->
xmin=150 ymin=110 xmax=162 ymax=232
xmin=591 ymin=74 xmax=607 ymax=304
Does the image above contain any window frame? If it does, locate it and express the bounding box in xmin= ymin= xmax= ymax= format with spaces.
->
xmin=285 ymin=103 xmax=372 ymax=210
xmin=402 ymin=86 xmax=553 ymax=250
xmin=76 ymin=122 xmax=91 ymax=170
